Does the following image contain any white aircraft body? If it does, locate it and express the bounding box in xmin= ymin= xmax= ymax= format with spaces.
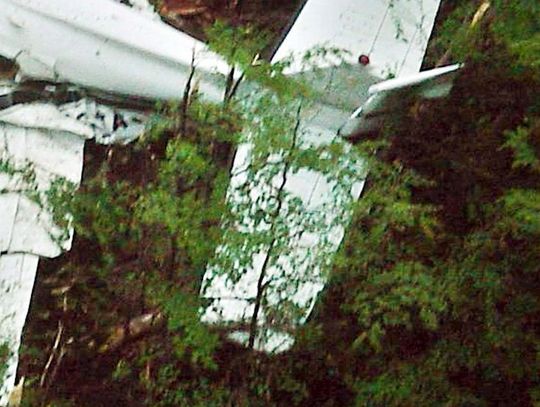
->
xmin=0 ymin=88 xmax=149 ymax=405
xmin=0 ymin=0 xmax=456 ymax=403
xmin=0 ymin=0 xmax=228 ymax=99
xmin=201 ymin=0 xmax=445 ymax=351
xmin=0 ymin=1 xmax=228 ymax=403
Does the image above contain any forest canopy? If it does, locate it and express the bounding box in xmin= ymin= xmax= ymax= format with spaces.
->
xmin=7 ymin=0 xmax=540 ymax=406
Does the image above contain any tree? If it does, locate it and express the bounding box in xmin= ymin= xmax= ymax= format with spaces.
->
xmin=14 ymin=1 xmax=540 ymax=405
xmin=319 ymin=1 xmax=540 ymax=405
xmin=17 ymin=20 xmax=345 ymax=405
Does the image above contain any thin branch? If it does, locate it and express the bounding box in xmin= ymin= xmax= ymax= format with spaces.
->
xmin=224 ymin=66 xmax=236 ymax=103
xmin=225 ymin=72 xmax=246 ymax=104
xmin=181 ymin=50 xmax=197 ymax=138
xmin=40 ymin=294 xmax=68 ymax=396
xmin=225 ymin=53 xmax=259 ymax=103
xmin=98 ymin=311 xmax=164 ymax=354
xmin=39 ymin=320 xmax=63 ymax=388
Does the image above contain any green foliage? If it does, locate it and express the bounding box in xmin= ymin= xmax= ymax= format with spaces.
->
xmin=206 ymin=20 xmax=307 ymax=101
xmin=0 ymin=157 xmax=37 ymax=193
xmin=16 ymin=4 xmax=540 ymax=406
xmin=504 ymin=121 xmax=540 ymax=172
xmin=423 ymin=0 xmax=478 ymax=66
xmin=334 ymin=3 xmax=540 ymax=404
xmin=163 ymin=290 xmax=219 ymax=368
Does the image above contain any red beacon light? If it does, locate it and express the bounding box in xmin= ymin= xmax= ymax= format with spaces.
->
xmin=358 ymin=54 xmax=370 ymax=66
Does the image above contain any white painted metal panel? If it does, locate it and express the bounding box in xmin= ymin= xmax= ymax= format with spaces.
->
xmin=272 ymin=0 xmax=441 ymax=78
xmin=202 ymin=0 xmax=442 ymax=352
xmin=369 ymin=63 xmax=461 ymax=94
xmin=0 ymin=118 xmax=87 ymax=257
xmin=0 ymin=195 xmax=18 ymax=253
xmin=0 ymin=96 xmax=150 ymax=404
xmin=0 ymin=0 xmax=228 ymax=100
xmin=9 ymin=195 xmax=73 ymax=257
xmin=0 ymin=104 xmax=95 ymax=140
xmin=272 ymin=0 xmax=387 ymax=72
xmin=0 ymin=253 xmax=39 ymax=407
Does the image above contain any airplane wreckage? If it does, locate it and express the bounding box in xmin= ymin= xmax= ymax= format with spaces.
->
xmin=0 ymin=0 xmax=463 ymax=403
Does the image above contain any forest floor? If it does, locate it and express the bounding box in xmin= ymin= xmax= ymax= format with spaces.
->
xmin=157 ymin=0 xmax=305 ymax=56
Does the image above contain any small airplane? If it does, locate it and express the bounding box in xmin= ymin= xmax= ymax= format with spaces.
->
xmin=0 ymin=0 xmax=460 ymax=403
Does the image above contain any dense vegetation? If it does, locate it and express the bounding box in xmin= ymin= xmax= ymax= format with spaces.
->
xmin=11 ymin=0 xmax=540 ymax=405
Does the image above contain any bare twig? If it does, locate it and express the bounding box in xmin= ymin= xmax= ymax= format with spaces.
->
xmin=224 ymin=66 xmax=236 ymax=103
xmin=39 ymin=296 xmax=66 ymax=388
xmin=181 ymin=49 xmax=197 ymax=138
xmin=46 ymin=346 xmax=66 ymax=395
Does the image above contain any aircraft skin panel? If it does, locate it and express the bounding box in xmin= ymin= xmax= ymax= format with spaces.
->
xmin=271 ymin=0 xmax=387 ymax=70
xmin=370 ymin=0 xmax=441 ymax=77
xmin=0 ymin=194 xmax=18 ymax=252
xmin=8 ymin=195 xmax=73 ymax=257
xmin=0 ymin=0 xmax=228 ymax=100
xmin=0 ymin=253 xmax=39 ymax=407
xmin=0 ymin=119 xmax=87 ymax=257
xmin=368 ymin=63 xmax=461 ymax=94
xmin=0 ymin=104 xmax=95 ymax=140
xmin=203 ymin=0 xmax=442 ymax=352
xmin=202 ymin=110 xmax=366 ymax=351
xmin=0 ymin=123 xmax=87 ymax=186
xmin=272 ymin=0 xmax=441 ymax=79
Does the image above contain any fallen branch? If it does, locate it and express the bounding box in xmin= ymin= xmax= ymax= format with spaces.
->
xmin=436 ymin=1 xmax=492 ymax=67
xmin=39 ymin=295 xmax=68 ymax=388
xmin=98 ymin=311 xmax=164 ymax=354
xmin=161 ymin=1 xmax=207 ymax=17
xmin=39 ymin=320 xmax=64 ymax=388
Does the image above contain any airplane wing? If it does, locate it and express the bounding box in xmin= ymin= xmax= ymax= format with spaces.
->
xmin=0 ymin=96 xmax=88 ymax=405
xmin=0 ymin=0 xmax=227 ymax=401
xmin=201 ymin=0 xmax=443 ymax=352
xmin=0 ymin=4 xmax=447 ymax=392
xmin=0 ymin=83 xmax=148 ymax=406
xmin=273 ymin=0 xmax=441 ymax=77
xmin=0 ymin=0 xmax=228 ymax=100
